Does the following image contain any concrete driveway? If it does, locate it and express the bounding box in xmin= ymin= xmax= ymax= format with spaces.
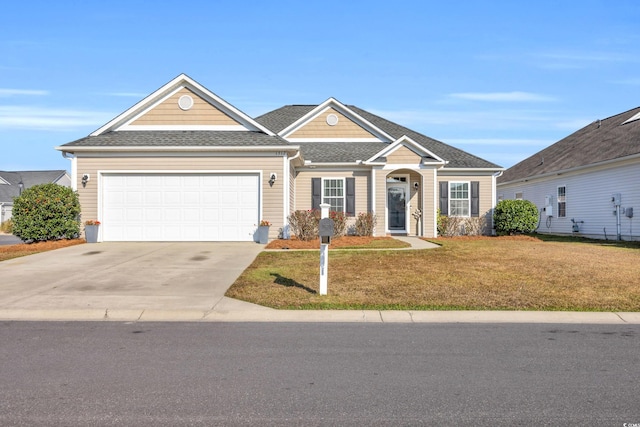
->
xmin=0 ymin=242 xmax=266 ymax=319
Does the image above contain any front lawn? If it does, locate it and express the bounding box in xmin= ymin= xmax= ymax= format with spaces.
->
xmin=226 ymin=235 xmax=640 ymax=311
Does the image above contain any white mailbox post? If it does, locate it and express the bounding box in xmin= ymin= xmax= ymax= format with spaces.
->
xmin=318 ymin=203 xmax=334 ymax=295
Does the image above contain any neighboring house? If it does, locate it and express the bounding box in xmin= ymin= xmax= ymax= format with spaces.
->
xmin=497 ymin=107 xmax=640 ymax=241
xmin=56 ymin=74 xmax=502 ymax=242
xmin=0 ymin=170 xmax=71 ymax=223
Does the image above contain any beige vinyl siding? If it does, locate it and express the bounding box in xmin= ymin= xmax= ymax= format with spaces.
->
xmin=373 ymin=169 xmax=387 ymax=236
xmin=288 ymin=108 xmax=377 ymax=139
xmin=409 ymin=171 xmax=436 ymax=237
xmin=386 ymin=146 xmax=422 ymax=165
xmin=76 ymin=155 xmax=285 ymax=239
xmin=131 ymin=88 xmax=241 ymax=126
xmin=294 ymin=170 xmax=370 ymax=233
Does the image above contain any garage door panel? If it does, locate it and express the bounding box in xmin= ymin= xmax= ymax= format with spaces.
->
xmin=165 ymin=191 xmax=181 ymax=204
xmin=164 ymin=208 xmax=181 ymax=222
xmin=144 ymin=208 xmax=162 ymax=222
xmin=102 ymin=173 xmax=259 ymax=242
xmin=183 ymin=191 xmax=200 ymax=204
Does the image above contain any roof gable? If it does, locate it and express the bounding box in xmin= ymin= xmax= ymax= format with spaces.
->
xmin=499 ymin=106 xmax=640 ymax=184
xmin=91 ymin=74 xmax=274 ymax=136
xmin=365 ymin=135 xmax=445 ymax=165
xmin=278 ymin=98 xmax=394 ymax=142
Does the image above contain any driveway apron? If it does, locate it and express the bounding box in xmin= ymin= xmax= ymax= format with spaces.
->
xmin=0 ymin=242 xmax=263 ymax=312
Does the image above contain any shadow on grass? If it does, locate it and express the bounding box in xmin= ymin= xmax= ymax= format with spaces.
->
xmin=270 ymin=273 xmax=317 ymax=294
xmin=530 ymin=233 xmax=640 ymax=249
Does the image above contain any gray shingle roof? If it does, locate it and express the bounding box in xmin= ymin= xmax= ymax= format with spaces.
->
xmin=61 ymin=131 xmax=290 ymax=148
xmin=255 ymin=105 xmax=502 ymax=169
xmin=498 ymin=106 xmax=640 ymax=184
xmin=0 ymin=170 xmax=68 ymax=204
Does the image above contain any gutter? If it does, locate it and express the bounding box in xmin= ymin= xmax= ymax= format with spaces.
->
xmin=54 ymin=145 xmax=301 ymax=155
xmin=497 ymin=152 xmax=640 ymax=187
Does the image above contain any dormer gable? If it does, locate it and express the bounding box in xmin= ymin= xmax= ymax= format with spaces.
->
xmin=365 ymin=135 xmax=446 ymax=165
xmin=91 ymin=74 xmax=274 ymax=136
xmin=279 ymin=98 xmax=394 ymax=142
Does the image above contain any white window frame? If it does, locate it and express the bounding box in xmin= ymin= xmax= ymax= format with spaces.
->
xmin=449 ymin=181 xmax=470 ymax=217
xmin=557 ymin=185 xmax=566 ymax=218
xmin=322 ymin=178 xmax=345 ymax=212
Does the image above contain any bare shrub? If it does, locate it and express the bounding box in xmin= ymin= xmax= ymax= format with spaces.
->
xmin=355 ymin=212 xmax=377 ymax=236
xmin=330 ymin=211 xmax=347 ymax=237
xmin=287 ymin=210 xmax=318 ymax=241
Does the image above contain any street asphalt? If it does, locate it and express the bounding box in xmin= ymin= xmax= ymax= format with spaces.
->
xmin=0 ymin=236 xmax=638 ymax=324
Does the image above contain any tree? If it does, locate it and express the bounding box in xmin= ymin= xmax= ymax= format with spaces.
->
xmin=493 ymin=199 xmax=539 ymax=235
xmin=12 ymin=183 xmax=81 ymax=242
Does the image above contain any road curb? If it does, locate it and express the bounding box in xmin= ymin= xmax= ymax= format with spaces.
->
xmin=1 ymin=308 xmax=638 ymax=323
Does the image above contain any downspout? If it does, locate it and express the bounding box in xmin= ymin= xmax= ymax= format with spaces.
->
xmin=492 ymin=170 xmax=504 ymax=234
xmin=61 ymin=151 xmax=76 ymax=191
xmin=284 ymin=151 xmax=302 ymax=239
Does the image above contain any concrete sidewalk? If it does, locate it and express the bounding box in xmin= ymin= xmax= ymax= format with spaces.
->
xmin=0 ymin=237 xmax=638 ymax=324
xmin=1 ymin=302 xmax=638 ymax=324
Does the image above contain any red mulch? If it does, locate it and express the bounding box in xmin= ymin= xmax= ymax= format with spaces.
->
xmin=265 ymin=236 xmax=393 ymax=249
xmin=0 ymin=238 xmax=85 ymax=254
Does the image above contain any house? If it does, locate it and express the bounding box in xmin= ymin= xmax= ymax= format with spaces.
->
xmin=56 ymin=74 xmax=502 ymax=242
xmin=0 ymin=170 xmax=71 ymax=224
xmin=497 ymin=106 xmax=640 ymax=241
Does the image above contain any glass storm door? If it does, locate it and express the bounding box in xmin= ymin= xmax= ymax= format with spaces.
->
xmin=387 ymin=184 xmax=407 ymax=232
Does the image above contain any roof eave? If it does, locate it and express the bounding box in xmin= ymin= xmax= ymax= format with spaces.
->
xmin=498 ymin=152 xmax=640 ymax=187
xmin=55 ymin=145 xmax=300 ymax=154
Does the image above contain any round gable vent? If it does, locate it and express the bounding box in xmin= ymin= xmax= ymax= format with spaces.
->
xmin=178 ymin=95 xmax=194 ymax=110
xmin=326 ymin=113 xmax=339 ymax=126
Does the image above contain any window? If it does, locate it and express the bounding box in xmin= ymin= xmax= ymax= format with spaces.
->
xmin=557 ymin=186 xmax=566 ymax=217
xmin=323 ymin=178 xmax=345 ymax=212
xmin=312 ymin=177 xmax=355 ymax=216
xmin=449 ymin=182 xmax=470 ymax=217
xmin=515 ymin=192 xmax=523 ymax=200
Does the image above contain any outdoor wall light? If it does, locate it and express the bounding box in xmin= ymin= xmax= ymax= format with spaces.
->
xmin=81 ymin=174 xmax=90 ymax=187
xmin=269 ymin=173 xmax=277 ymax=187
xmin=413 ymin=182 xmax=419 ymax=190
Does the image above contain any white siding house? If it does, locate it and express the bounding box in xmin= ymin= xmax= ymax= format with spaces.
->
xmin=498 ymin=107 xmax=640 ymax=241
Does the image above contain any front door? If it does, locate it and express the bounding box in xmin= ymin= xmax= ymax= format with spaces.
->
xmin=387 ymin=177 xmax=408 ymax=233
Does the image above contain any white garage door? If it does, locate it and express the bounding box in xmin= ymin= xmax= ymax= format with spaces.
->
xmin=102 ymin=173 xmax=259 ymax=241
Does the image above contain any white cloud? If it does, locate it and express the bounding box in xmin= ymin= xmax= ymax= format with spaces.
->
xmin=611 ymin=77 xmax=640 ymax=85
xmin=367 ymin=108 xmax=555 ymax=130
xmin=448 ymin=91 xmax=556 ymax=102
xmin=0 ymin=88 xmax=49 ymax=97
xmin=0 ymin=106 xmax=112 ymax=131
xmin=532 ymin=51 xmax=638 ymax=69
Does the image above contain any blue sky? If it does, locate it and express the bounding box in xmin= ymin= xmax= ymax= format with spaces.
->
xmin=1 ymin=0 xmax=639 ymax=172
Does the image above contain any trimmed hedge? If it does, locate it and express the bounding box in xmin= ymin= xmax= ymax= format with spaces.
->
xmin=11 ymin=183 xmax=81 ymax=242
xmin=493 ymin=199 xmax=539 ymax=235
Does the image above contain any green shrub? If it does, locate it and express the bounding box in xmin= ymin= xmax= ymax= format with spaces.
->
xmin=355 ymin=212 xmax=376 ymax=236
xmin=11 ymin=183 xmax=81 ymax=242
xmin=493 ymin=199 xmax=539 ymax=235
